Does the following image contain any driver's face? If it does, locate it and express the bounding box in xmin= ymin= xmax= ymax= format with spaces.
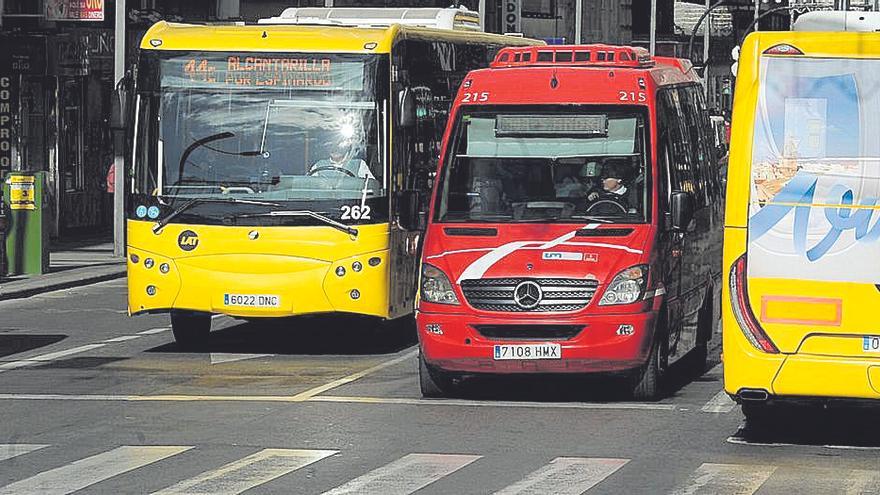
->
xmin=603 ymin=177 xmax=621 ymax=191
xmin=330 ymin=147 xmax=348 ymax=161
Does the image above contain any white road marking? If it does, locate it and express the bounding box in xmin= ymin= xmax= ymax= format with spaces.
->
xmin=209 ymin=353 xmax=273 ymax=365
xmin=311 ymin=395 xmax=678 ymax=411
xmin=0 ymin=444 xmax=50 ymax=462
xmin=288 ymin=349 xmax=419 ymax=401
xmin=668 ymin=463 xmax=775 ymax=495
xmin=138 ymin=327 xmax=170 ymax=335
xmin=0 ymin=344 xmax=107 ymax=372
xmin=152 ymin=448 xmax=337 ymax=495
xmin=494 ymin=457 xmax=629 ymax=495
xmin=727 ymin=436 xmax=880 ymax=451
xmin=0 ymin=445 xmax=192 ymax=495
xmin=103 ymin=335 xmax=142 ymax=343
xmin=701 ymin=391 xmax=736 ymax=413
xmin=0 ymin=393 xmax=678 ymax=410
xmin=322 ymin=453 xmax=480 ymax=495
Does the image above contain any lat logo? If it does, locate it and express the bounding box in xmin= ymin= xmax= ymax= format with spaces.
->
xmin=177 ymin=230 xmax=199 ymax=251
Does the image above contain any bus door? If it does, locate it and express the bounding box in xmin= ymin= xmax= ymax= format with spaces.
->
xmin=656 ymin=89 xmax=688 ymax=356
xmin=388 ymin=83 xmax=435 ymax=319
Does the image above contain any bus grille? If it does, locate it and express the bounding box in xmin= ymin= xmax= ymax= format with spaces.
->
xmin=459 ymin=278 xmax=598 ymax=312
xmin=473 ymin=324 xmax=585 ymax=340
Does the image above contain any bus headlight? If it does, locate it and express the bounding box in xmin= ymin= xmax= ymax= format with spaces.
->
xmin=421 ymin=263 xmax=460 ymax=305
xmin=599 ymin=265 xmax=648 ymax=306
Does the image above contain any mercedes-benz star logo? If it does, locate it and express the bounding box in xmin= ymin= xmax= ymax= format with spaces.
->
xmin=513 ymin=280 xmax=543 ymax=310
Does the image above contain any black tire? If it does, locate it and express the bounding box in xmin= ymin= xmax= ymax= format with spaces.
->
xmin=170 ymin=310 xmax=211 ymax=350
xmin=690 ymin=295 xmax=714 ymax=374
xmin=419 ymin=352 xmax=454 ymax=398
xmin=629 ymin=339 xmax=665 ymax=400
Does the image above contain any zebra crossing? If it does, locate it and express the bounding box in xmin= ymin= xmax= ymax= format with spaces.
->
xmin=1 ymin=443 xmax=878 ymax=494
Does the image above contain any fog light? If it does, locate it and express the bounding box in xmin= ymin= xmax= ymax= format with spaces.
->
xmin=144 ymin=258 xmax=155 ymax=269
xmin=368 ymin=257 xmax=381 ymax=267
xmin=352 ymin=261 xmax=363 ymax=272
xmin=130 ymin=254 xmax=140 ymax=264
xmin=616 ymin=324 xmax=635 ymax=336
xmin=350 ymin=289 xmax=360 ymax=300
xmin=425 ymin=323 xmax=443 ymax=335
xmin=159 ymin=263 xmax=170 ymax=274
xmin=336 ymin=266 xmax=346 ymax=277
xmin=146 ymin=285 xmax=157 ymax=296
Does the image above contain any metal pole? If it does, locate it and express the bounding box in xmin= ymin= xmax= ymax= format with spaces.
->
xmin=575 ymin=0 xmax=582 ymax=43
xmin=703 ymin=0 xmax=710 ymax=97
xmin=754 ymin=0 xmax=760 ymax=28
xmin=650 ymin=0 xmax=657 ymax=55
xmin=113 ymin=0 xmax=126 ymax=258
xmin=478 ymin=0 xmax=486 ymax=31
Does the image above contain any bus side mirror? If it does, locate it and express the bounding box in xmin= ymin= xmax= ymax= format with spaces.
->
xmin=111 ymin=73 xmax=133 ymax=131
xmin=398 ymin=190 xmax=423 ymax=231
xmin=398 ymin=88 xmax=416 ymax=128
xmin=671 ymin=191 xmax=695 ymax=232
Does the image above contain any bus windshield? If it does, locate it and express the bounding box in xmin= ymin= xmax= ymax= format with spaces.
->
xmin=133 ymin=51 xmax=388 ymax=219
xmin=436 ymin=107 xmax=649 ymax=223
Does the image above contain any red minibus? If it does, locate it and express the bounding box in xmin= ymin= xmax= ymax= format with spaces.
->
xmin=416 ymin=45 xmax=723 ymax=399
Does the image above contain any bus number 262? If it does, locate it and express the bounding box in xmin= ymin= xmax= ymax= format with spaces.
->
xmin=341 ymin=205 xmax=371 ymax=220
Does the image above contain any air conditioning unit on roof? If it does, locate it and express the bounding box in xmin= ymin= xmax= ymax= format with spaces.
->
xmin=258 ymin=6 xmax=482 ymax=32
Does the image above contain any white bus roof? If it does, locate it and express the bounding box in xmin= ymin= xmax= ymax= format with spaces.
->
xmin=793 ymin=11 xmax=880 ymax=32
xmin=258 ymin=7 xmax=482 ymax=32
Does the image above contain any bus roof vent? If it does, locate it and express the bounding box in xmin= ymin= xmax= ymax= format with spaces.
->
xmin=258 ymin=6 xmax=482 ymax=31
xmin=490 ymin=45 xmax=655 ymax=69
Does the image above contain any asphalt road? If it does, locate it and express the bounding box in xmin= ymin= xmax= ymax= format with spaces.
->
xmin=1 ymin=280 xmax=879 ymax=494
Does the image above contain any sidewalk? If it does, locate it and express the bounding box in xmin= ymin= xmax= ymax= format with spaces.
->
xmin=0 ymin=239 xmax=126 ymax=301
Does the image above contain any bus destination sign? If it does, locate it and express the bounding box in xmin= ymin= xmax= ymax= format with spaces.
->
xmin=164 ymin=54 xmax=365 ymax=91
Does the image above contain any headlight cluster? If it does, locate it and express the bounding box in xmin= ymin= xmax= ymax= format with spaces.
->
xmin=599 ymin=265 xmax=649 ymax=306
xmin=420 ymin=263 xmax=460 ymax=305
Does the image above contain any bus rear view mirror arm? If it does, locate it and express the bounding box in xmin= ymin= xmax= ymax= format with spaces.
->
xmin=398 ymin=88 xmax=417 ymax=128
xmin=670 ymin=191 xmax=695 ymax=232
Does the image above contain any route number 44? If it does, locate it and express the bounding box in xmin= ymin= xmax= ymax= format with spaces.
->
xmin=341 ymin=205 xmax=371 ymax=220
xmin=619 ymin=91 xmax=647 ymax=102
xmin=462 ymin=92 xmax=490 ymax=103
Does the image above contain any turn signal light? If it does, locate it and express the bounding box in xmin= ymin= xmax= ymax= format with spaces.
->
xmin=729 ymin=254 xmax=779 ymax=353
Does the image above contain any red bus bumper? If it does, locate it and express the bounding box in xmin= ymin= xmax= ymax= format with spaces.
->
xmin=417 ymin=310 xmax=658 ymax=374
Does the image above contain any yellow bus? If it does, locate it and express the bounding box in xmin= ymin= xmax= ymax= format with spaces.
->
xmin=723 ymin=28 xmax=880 ymax=421
xmin=125 ymin=9 xmax=540 ymax=348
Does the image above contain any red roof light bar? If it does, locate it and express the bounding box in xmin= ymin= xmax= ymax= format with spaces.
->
xmin=491 ymin=44 xmax=655 ymax=69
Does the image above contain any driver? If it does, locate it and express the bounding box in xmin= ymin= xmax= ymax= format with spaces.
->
xmin=309 ymin=141 xmax=375 ymax=179
xmin=586 ymin=162 xmax=632 ymax=213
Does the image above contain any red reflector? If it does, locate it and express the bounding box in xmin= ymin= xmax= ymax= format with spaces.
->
xmin=729 ymin=254 xmax=779 ymax=354
xmin=763 ymin=44 xmax=804 ymax=56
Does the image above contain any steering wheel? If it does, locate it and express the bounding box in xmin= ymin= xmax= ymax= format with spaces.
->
xmin=307 ymin=166 xmax=357 ymax=178
xmin=586 ymin=196 xmax=628 ymax=215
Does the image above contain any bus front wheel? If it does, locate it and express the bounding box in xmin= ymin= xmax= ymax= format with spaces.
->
xmin=419 ymin=353 xmax=455 ymax=398
xmin=170 ymin=310 xmax=211 ymax=350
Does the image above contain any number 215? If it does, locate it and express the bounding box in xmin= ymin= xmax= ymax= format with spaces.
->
xmin=619 ymin=91 xmax=647 ymax=102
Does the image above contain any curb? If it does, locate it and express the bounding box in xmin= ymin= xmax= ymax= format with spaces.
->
xmin=0 ymin=265 xmax=127 ymax=302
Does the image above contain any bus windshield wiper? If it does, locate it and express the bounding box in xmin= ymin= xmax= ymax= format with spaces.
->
xmin=152 ymin=197 xmax=280 ymax=233
xmin=235 ymin=210 xmax=358 ymax=237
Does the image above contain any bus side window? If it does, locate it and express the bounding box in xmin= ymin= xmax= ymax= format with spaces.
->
xmin=656 ymin=89 xmax=674 ymax=214
xmin=659 ymin=89 xmax=696 ymax=205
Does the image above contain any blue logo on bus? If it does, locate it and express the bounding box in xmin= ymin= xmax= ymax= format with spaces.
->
xmin=135 ymin=205 xmax=148 ymax=218
xmin=147 ymin=206 xmax=161 ymax=219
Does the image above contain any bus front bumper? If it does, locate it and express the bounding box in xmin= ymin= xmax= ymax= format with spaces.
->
xmin=417 ymin=310 xmax=657 ymax=374
xmin=127 ymin=248 xmax=390 ymax=318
